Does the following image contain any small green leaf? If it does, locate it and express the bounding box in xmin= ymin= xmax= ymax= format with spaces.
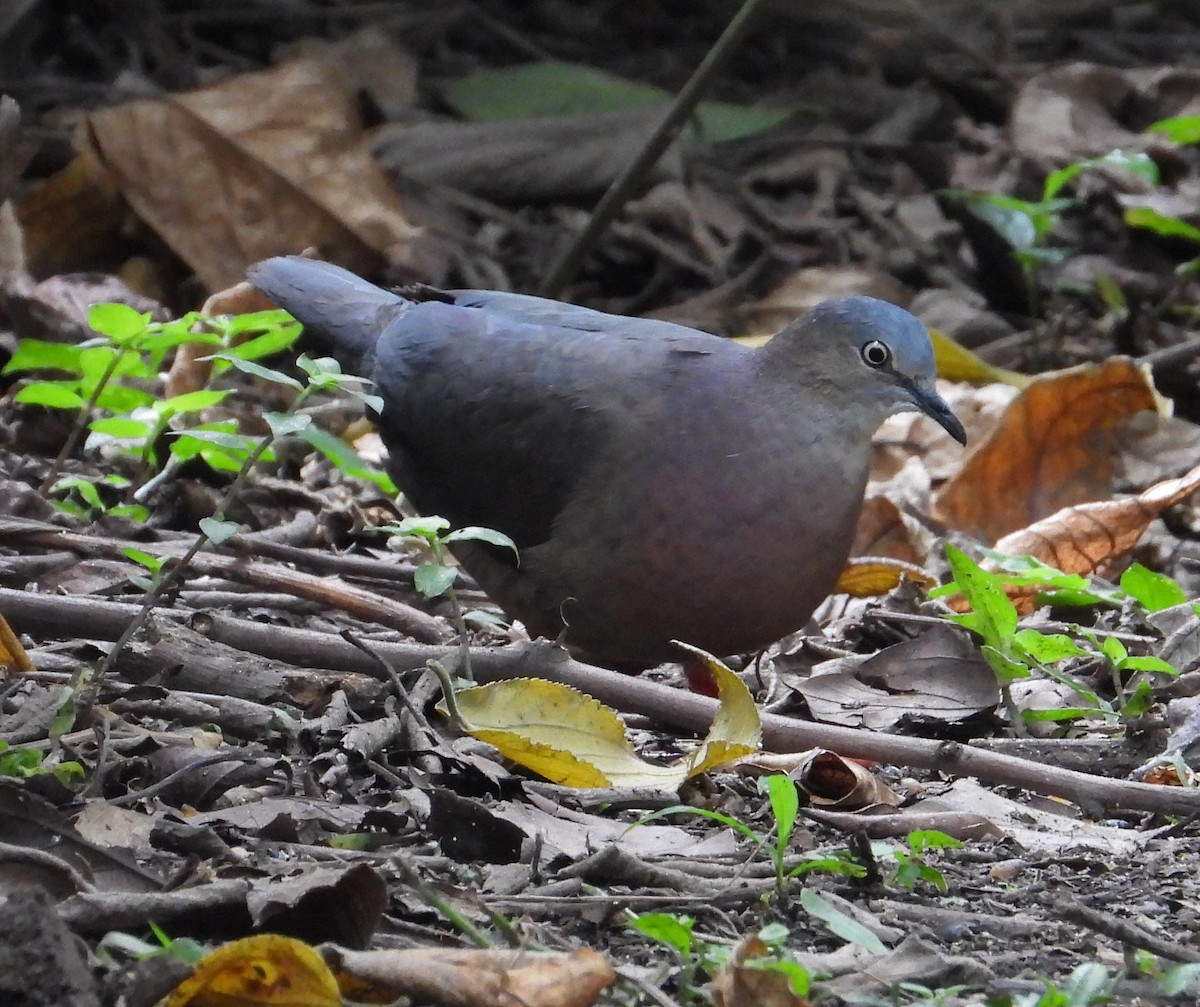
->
xmin=4 ymin=339 xmax=83 ymax=374
xmin=108 ymin=504 xmax=149 ymax=522
xmin=799 ymin=889 xmax=887 ymax=953
xmin=1119 ymin=655 xmax=1178 ymax=676
xmin=15 ymin=382 xmax=85 ymax=408
xmin=1162 ymin=962 xmax=1200 ymax=995
xmin=172 ymin=428 xmax=258 ymax=452
xmin=1120 ymin=563 xmax=1187 ymax=612
xmin=1101 ymin=636 xmax=1129 ymax=664
xmin=944 ymin=544 xmax=1019 ymax=648
xmin=156 ymin=389 xmax=230 ymax=415
xmin=51 ymin=476 xmax=102 ymax=509
xmin=301 ymin=425 xmax=397 ymax=494
xmin=264 ymin=411 xmax=311 ymax=438
xmin=1148 ymin=116 xmax=1200 ymax=145
xmin=907 ymin=829 xmax=963 ymax=853
xmin=199 ymin=517 xmax=240 ymax=544
xmin=981 ymin=644 xmax=1031 ymax=684
xmin=387 ymin=515 xmax=451 ymax=541
xmin=1013 ymin=629 xmax=1089 ymax=663
xmin=743 ymin=956 xmax=810 ymax=998
xmin=297 ymin=354 xmax=342 ymax=379
xmin=206 ymin=353 xmax=303 ymax=389
xmin=218 ymin=321 xmax=303 ymax=361
xmin=89 ymin=416 xmax=153 ymax=439
xmin=1119 ymin=680 xmax=1156 ymax=718
xmin=123 ymin=548 xmax=165 ymax=573
xmin=443 ymin=526 xmax=518 ymax=555
xmin=762 ymin=774 xmax=799 ymax=851
xmin=87 ymin=302 xmax=148 ymax=341
xmin=50 ymin=687 xmax=77 ymax=739
xmin=627 ymin=913 xmax=694 ymax=958
xmin=414 ymin=563 xmax=458 ymax=598
xmin=1124 ymin=206 xmax=1200 ymax=243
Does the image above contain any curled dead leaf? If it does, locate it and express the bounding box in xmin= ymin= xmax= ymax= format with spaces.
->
xmin=994 ymin=461 xmax=1200 ymax=578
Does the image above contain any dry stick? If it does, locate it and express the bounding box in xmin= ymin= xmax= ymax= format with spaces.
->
xmin=96 ymin=427 xmax=280 ymax=681
xmin=536 ymin=0 xmax=770 ymax=298
xmin=1055 ymin=899 xmax=1200 ymax=964
xmin=4 ymin=587 xmax=1200 ymax=816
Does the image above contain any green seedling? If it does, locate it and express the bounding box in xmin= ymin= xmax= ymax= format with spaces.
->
xmin=885 ymin=830 xmax=962 ymax=891
xmin=936 ymin=545 xmax=1182 ymax=731
xmin=626 ymin=914 xmax=812 ymax=1003
xmin=3 ymin=304 xmax=306 ymax=502
xmin=634 ymin=774 xmax=866 ymax=906
xmin=991 ymin=962 xmax=1115 ymax=1006
xmin=378 ymin=516 xmax=517 ymax=639
xmin=49 ymin=473 xmax=147 ymax=522
xmin=99 ymin=352 xmax=384 ymax=679
xmin=943 ymin=150 xmax=1157 ymax=314
xmin=95 ymin=921 xmax=206 ymax=971
xmin=0 ymin=741 xmax=83 ymax=785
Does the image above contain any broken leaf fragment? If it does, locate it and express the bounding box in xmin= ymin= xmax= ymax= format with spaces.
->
xmin=162 ymin=934 xmax=340 ymax=1007
xmin=442 ymin=646 xmax=761 ymax=791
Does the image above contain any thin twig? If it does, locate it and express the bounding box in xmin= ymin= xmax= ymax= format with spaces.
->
xmin=537 ymin=0 xmax=770 ymax=297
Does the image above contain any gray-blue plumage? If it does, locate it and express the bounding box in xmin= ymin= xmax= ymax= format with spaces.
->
xmin=249 ymin=256 xmax=964 ymax=667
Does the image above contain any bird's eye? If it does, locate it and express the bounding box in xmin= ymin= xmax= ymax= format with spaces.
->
xmin=861 ymin=340 xmax=891 ymax=368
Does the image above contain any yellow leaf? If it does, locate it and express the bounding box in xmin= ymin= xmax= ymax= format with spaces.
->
xmin=930 ymin=328 xmax=1029 ymax=387
xmin=164 ymin=935 xmax=340 ymax=1007
xmin=443 ymin=652 xmax=761 ymax=791
xmin=834 ymin=557 xmax=936 ymax=597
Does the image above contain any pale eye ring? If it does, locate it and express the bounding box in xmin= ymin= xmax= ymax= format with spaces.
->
xmin=861 ymin=340 xmax=892 ymax=368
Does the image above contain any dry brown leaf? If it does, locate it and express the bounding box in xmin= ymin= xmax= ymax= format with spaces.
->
xmin=994 ymin=462 xmax=1200 ymax=577
xmin=84 ymin=57 xmax=417 ymax=292
xmin=709 ymin=935 xmax=811 ymax=1007
xmin=851 ymin=497 xmax=923 ymax=564
xmin=731 ymin=750 xmax=903 ymax=809
xmin=324 ymin=946 xmax=615 ymax=1007
xmin=935 ymin=357 xmax=1163 ymax=543
xmin=15 ymin=152 xmax=128 ymax=278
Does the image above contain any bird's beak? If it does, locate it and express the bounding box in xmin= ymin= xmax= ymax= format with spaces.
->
xmin=908 ymin=379 xmax=967 ymax=445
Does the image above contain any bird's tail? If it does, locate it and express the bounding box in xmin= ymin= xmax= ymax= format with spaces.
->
xmin=247 ymin=256 xmax=409 ymax=374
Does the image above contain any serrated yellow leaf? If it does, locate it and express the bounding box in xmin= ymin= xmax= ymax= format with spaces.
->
xmin=441 ymin=653 xmax=762 ymax=792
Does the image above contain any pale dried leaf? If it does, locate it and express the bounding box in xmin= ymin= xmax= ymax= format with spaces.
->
xmin=85 ymin=57 xmax=416 ymax=291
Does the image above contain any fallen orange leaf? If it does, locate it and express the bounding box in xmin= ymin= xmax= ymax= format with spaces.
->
xmin=936 ymin=357 xmax=1162 ymax=542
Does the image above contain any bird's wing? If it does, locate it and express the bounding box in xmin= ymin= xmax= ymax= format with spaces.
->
xmin=372 ymin=300 xmax=716 ymax=554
